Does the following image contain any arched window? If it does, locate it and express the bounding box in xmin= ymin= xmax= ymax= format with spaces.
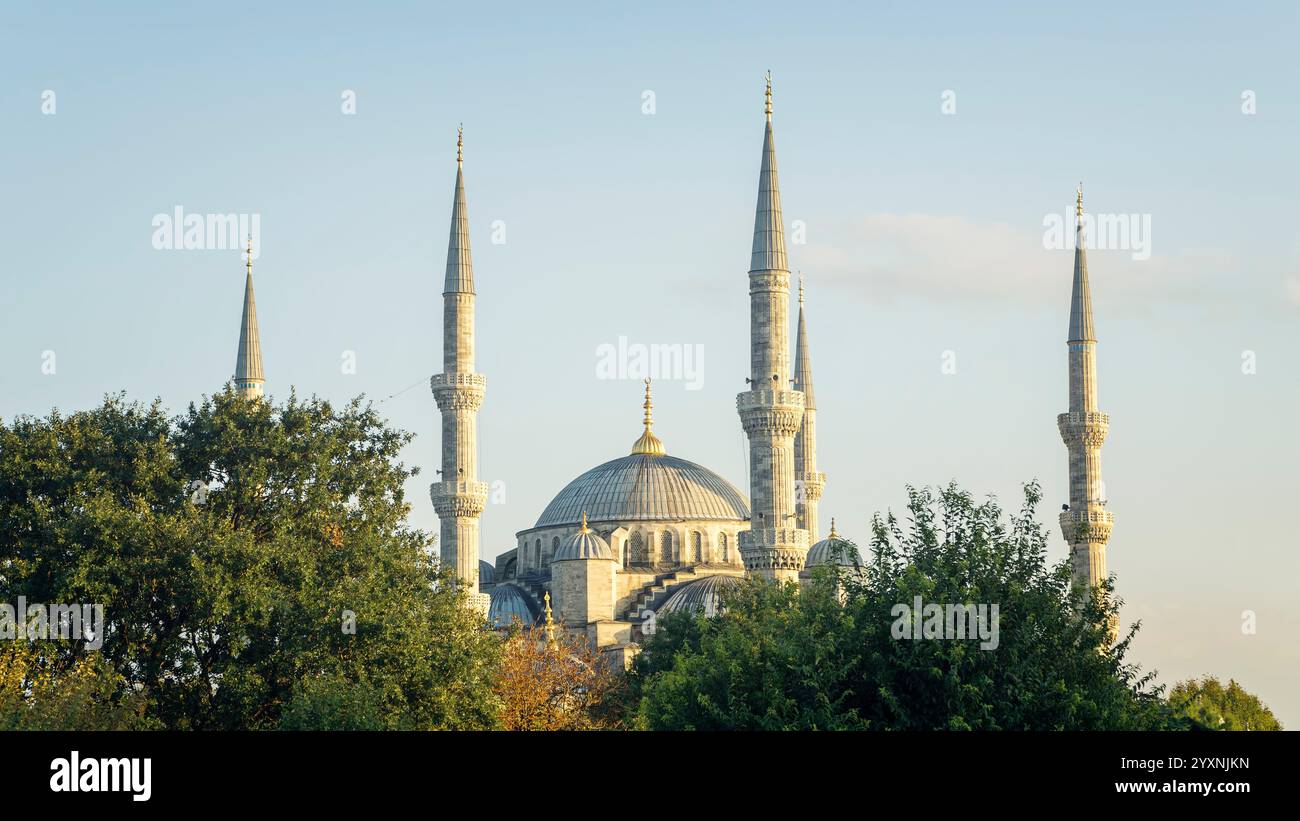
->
xmin=535 ymin=539 xmax=542 ymax=568
xmin=720 ymin=533 xmax=729 ymax=562
xmin=692 ymin=532 xmax=702 ymax=563
xmin=630 ymin=532 xmax=644 ymax=564
xmin=660 ymin=531 xmax=673 ymax=564
xmin=551 ymin=536 xmax=559 ymax=561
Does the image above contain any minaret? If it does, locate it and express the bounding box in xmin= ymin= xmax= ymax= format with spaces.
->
xmin=1058 ymin=184 xmax=1114 ymax=590
xmin=792 ymin=275 xmax=825 ymax=543
xmin=737 ymin=73 xmax=809 ymax=582
xmin=430 ymin=126 xmax=490 ymax=613
xmin=233 ymin=236 xmax=265 ymax=399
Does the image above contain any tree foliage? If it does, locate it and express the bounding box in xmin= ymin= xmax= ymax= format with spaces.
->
xmin=0 ymin=390 xmax=500 ymax=730
xmin=0 ymin=640 xmax=155 ymax=730
xmin=1168 ymin=676 xmax=1281 ymax=731
xmin=494 ymin=621 xmax=624 ymax=730
xmin=631 ymin=482 xmax=1179 ymax=730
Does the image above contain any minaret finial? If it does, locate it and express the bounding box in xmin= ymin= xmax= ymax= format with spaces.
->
xmin=543 ymin=591 xmax=557 ymax=647
xmin=631 ymin=378 xmax=665 ymax=455
xmin=245 ymin=234 xmax=253 ymax=276
xmin=798 ymin=272 xmax=804 ymax=305
xmin=457 ymin=124 xmax=464 ymax=166
xmin=764 ymin=70 xmax=773 ymax=120
xmin=1076 ymin=182 xmax=1083 ymax=217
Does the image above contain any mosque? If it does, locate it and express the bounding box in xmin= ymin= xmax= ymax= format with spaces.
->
xmin=229 ymin=76 xmax=1113 ymax=663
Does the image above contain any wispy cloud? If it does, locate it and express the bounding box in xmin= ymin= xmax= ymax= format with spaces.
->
xmin=801 ymin=213 xmax=1272 ymax=315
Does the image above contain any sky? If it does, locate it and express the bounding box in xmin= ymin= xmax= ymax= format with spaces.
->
xmin=2 ymin=1 xmax=1298 ymax=724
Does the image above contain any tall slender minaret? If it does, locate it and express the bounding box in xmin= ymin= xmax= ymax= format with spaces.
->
xmin=430 ymin=126 xmax=489 ymax=612
xmin=233 ymin=236 xmax=265 ymax=399
xmin=737 ymin=73 xmax=809 ymax=582
xmin=792 ymin=275 xmax=825 ymax=543
xmin=1058 ymin=184 xmax=1114 ymax=590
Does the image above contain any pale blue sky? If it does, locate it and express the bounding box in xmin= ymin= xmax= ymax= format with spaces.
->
xmin=2 ymin=1 xmax=1297 ymax=723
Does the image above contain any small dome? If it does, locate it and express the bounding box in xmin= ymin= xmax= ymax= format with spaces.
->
xmin=479 ymin=560 xmax=495 ymax=585
xmin=805 ymin=519 xmax=861 ymax=568
xmin=487 ymin=585 xmax=538 ymax=628
xmin=553 ymin=513 xmax=614 ymax=561
xmin=658 ymin=574 xmax=743 ymax=617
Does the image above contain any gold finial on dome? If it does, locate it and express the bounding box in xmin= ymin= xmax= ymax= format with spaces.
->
xmin=579 ymin=511 xmax=590 ymax=533
xmin=631 ymin=378 xmax=666 ymax=456
xmin=764 ymin=70 xmax=773 ymax=120
xmin=828 ymin=517 xmax=838 ymax=539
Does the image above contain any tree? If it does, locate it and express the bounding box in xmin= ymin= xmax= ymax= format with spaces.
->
xmin=631 ymin=482 xmax=1178 ymax=730
xmin=494 ymin=620 xmax=624 ymax=730
xmin=0 ymin=390 xmax=501 ymax=730
xmin=1169 ymin=676 xmax=1282 ymax=731
xmin=0 ymin=641 xmax=155 ymax=730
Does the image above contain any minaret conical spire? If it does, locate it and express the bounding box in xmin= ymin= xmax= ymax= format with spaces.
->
xmin=750 ymin=70 xmax=787 ymax=275
xmin=233 ymin=235 xmax=265 ymax=399
xmin=444 ymin=125 xmax=474 ymax=296
xmin=1068 ymin=183 xmax=1095 ymax=344
xmin=794 ymin=274 xmax=815 ymax=410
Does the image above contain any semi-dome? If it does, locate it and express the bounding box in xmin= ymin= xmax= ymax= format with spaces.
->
xmin=532 ymin=381 xmax=750 ymax=529
xmin=805 ymin=519 xmax=861 ymax=568
xmin=553 ymin=514 xmax=614 ymax=561
xmin=658 ymin=574 xmax=744 ymax=617
xmin=487 ymin=584 xmax=538 ymax=628
xmin=479 ymin=559 xmax=495 ymax=585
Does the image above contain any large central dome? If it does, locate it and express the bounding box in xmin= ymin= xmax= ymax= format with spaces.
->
xmin=534 ymin=452 xmax=750 ymax=528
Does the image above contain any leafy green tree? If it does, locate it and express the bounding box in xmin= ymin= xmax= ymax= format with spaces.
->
xmin=1169 ymin=676 xmax=1281 ymax=731
xmin=278 ymin=672 xmax=402 ymax=730
xmin=0 ymin=641 xmax=156 ymax=730
xmin=0 ymin=389 xmax=500 ymax=729
xmin=632 ymin=482 xmax=1178 ymax=730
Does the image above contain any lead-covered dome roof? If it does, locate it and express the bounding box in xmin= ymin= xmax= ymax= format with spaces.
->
xmin=805 ymin=519 xmax=861 ymax=568
xmin=534 ymin=453 xmax=750 ymax=528
xmin=658 ymin=574 xmax=744 ymax=617
xmin=487 ymin=585 xmax=538 ymax=628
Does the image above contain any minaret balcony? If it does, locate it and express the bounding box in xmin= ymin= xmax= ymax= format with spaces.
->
xmin=797 ymin=472 xmax=826 ymax=500
xmin=1057 ymin=411 xmax=1109 ymax=446
xmin=737 ymin=389 xmax=805 ymax=436
xmin=739 ymin=527 xmax=810 ymax=550
xmin=430 ymin=480 xmax=489 ymax=518
xmin=1059 ymin=508 xmax=1114 ymax=543
xmin=431 ymin=373 xmax=486 ymax=410
xmin=430 ymin=372 xmax=487 ymax=390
